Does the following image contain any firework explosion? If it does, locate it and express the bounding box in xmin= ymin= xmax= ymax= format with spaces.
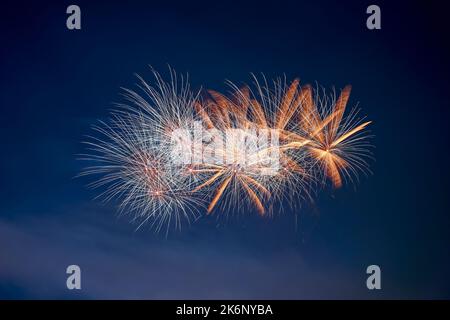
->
xmin=79 ymin=69 xmax=373 ymax=231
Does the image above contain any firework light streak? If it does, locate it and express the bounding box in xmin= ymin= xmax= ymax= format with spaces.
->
xmin=79 ymin=69 xmax=373 ymax=231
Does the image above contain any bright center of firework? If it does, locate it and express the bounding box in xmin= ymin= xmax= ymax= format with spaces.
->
xmin=228 ymin=164 xmax=243 ymax=174
xmin=149 ymin=190 xmax=163 ymax=197
xmin=169 ymin=121 xmax=280 ymax=175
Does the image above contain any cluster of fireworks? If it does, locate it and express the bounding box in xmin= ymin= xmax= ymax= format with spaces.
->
xmin=80 ymin=69 xmax=373 ymax=231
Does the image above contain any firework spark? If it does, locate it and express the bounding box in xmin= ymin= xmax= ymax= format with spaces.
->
xmin=80 ymin=69 xmax=373 ymax=231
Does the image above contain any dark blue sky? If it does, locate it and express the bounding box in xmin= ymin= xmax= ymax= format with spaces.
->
xmin=1 ymin=0 xmax=449 ymax=299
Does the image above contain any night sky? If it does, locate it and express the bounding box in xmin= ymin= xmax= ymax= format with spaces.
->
xmin=1 ymin=0 xmax=449 ymax=299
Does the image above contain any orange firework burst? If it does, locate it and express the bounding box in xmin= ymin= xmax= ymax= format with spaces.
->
xmin=188 ymin=76 xmax=372 ymax=215
xmin=299 ymin=84 xmax=373 ymax=188
xmin=81 ymin=69 xmax=373 ymax=230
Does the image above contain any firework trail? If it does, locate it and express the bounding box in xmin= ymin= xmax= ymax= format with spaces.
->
xmin=80 ymin=69 xmax=373 ymax=231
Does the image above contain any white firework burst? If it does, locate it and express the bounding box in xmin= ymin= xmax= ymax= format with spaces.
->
xmin=79 ymin=69 xmax=203 ymax=232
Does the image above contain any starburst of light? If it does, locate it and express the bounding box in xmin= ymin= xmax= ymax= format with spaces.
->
xmin=79 ymin=69 xmax=373 ymax=231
